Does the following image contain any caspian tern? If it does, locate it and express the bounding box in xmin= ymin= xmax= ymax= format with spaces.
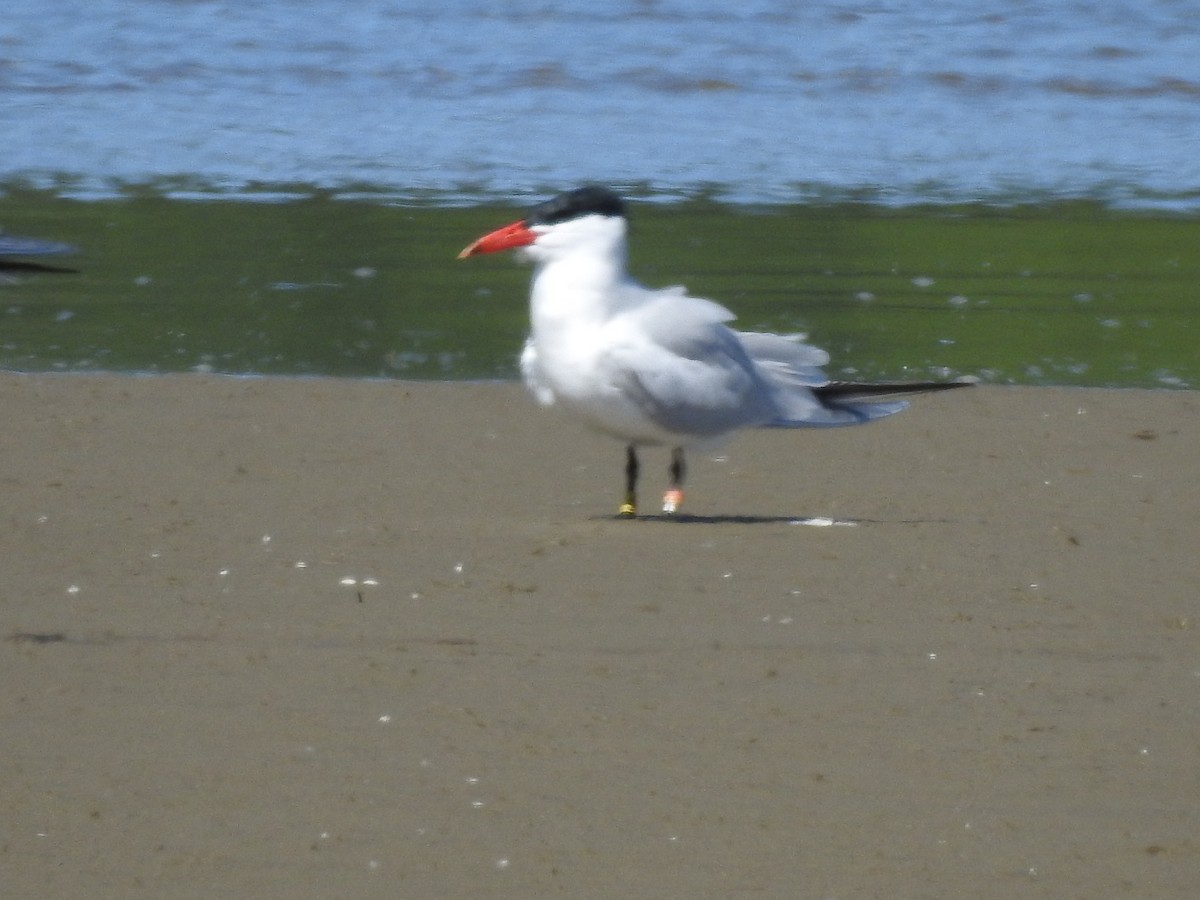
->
xmin=0 ymin=232 xmax=77 ymax=275
xmin=459 ymin=186 xmax=969 ymax=518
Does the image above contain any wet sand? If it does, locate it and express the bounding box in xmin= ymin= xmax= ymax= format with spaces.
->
xmin=3 ymin=374 xmax=1197 ymax=898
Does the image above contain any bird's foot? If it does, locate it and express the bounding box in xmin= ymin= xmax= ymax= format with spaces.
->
xmin=662 ymin=489 xmax=684 ymax=516
xmin=618 ymin=493 xmax=637 ymax=519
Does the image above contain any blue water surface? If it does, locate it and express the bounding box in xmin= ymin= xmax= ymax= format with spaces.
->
xmin=3 ymin=0 xmax=1199 ymax=206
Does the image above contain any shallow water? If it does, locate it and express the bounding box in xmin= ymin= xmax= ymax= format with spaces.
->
xmin=2 ymin=194 xmax=1196 ymax=388
xmin=3 ymin=0 xmax=1199 ymax=208
xmin=4 ymin=1 xmax=1198 ymax=386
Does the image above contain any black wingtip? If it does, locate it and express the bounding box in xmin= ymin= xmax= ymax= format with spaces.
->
xmin=0 ymin=260 xmax=80 ymax=274
xmin=813 ymin=379 xmax=975 ymax=402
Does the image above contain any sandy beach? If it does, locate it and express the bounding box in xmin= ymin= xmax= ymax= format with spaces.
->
xmin=3 ymin=373 xmax=1197 ymax=898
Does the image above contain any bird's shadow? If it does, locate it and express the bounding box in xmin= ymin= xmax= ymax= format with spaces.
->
xmin=591 ymin=513 xmax=953 ymax=526
xmin=0 ymin=260 xmax=80 ymax=274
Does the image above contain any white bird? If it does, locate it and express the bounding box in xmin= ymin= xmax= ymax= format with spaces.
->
xmin=459 ymin=186 xmax=969 ymax=518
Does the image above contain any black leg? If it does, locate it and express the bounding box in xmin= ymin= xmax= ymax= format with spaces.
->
xmin=619 ymin=444 xmax=638 ymax=517
xmin=663 ymin=447 xmax=685 ymax=514
xmin=669 ymin=447 xmax=686 ymax=489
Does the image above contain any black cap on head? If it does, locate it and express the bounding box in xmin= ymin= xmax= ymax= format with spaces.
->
xmin=525 ymin=186 xmax=626 ymax=226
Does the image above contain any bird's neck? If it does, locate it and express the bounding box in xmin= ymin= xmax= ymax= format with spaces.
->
xmin=529 ymin=245 xmax=629 ymax=334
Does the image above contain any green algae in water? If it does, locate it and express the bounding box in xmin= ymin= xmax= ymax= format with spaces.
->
xmin=1 ymin=191 xmax=1196 ymax=388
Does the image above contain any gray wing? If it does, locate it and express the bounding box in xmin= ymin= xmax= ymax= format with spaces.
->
xmin=734 ymin=329 xmax=885 ymax=425
xmin=0 ymin=234 xmax=76 ymax=256
xmin=602 ymin=287 xmax=895 ymax=431
xmin=599 ymin=289 xmax=779 ymax=437
xmin=735 ymin=331 xmax=831 ymax=387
